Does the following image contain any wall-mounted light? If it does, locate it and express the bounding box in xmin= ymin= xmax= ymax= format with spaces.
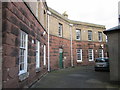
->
xmin=32 ymin=40 xmax=34 ymax=44
xmin=96 ymin=50 xmax=97 ymax=52
xmin=41 ymin=45 xmax=44 ymax=48
xmin=101 ymin=44 xmax=104 ymax=48
xmin=42 ymin=31 xmax=46 ymax=36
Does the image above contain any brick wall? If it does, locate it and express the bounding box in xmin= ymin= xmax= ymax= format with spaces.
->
xmin=73 ymin=41 xmax=107 ymax=66
xmin=50 ymin=35 xmax=71 ymax=70
xmin=50 ymin=35 xmax=108 ymax=70
xmin=2 ymin=2 xmax=48 ymax=88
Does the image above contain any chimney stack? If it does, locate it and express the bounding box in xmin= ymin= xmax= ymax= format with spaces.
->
xmin=62 ymin=11 xmax=68 ymax=18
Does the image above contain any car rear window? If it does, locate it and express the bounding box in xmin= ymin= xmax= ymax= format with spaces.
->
xmin=95 ymin=58 xmax=108 ymax=62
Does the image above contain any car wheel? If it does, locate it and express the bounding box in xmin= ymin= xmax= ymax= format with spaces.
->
xmin=95 ymin=68 xmax=97 ymax=71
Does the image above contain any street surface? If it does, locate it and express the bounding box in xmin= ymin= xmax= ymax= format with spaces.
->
xmin=31 ymin=66 xmax=120 ymax=88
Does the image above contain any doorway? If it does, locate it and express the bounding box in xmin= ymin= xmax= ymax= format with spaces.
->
xmin=59 ymin=48 xmax=63 ymax=69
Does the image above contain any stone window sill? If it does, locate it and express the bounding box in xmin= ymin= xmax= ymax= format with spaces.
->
xmin=36 ymin=68 xmax=40 ymax=73
xmin=77 ymin=60 xmax=83 ymax=63
xmin=19 ymin=72 xmax=29 ymax=81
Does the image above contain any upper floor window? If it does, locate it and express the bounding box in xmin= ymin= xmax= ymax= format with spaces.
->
xmin=58 ymin=23 xmax=63 ymax=37
xmin=76 ymin=29 xmax=81 ymax=40
xmin=98 ymin=32 xmax=102 ymax=42
xmin=19 ymin=30 xmax=28 ymax=75
xmin=88 ymin=49 xmax=94 ymax=61
xmin=88 ymin=30 xmax=92 ymax=41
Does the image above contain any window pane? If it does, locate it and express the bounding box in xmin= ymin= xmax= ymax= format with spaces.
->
xmin=88 ymin=49 xmax=93 ymax=61
xmin=98 ymin=32 xmax=102 ymax=41
xmin=77 ymin=49 xmax=82 ymax=61
xmin=19 ymin=31 xmax=28 ymax=74
xmin=76 ymin=30 xmax=81 ymax=40
xmin=58 ymin=23 xmax=62 ymax=37
xmin=88 ymin=30 xmax=92 ymax=41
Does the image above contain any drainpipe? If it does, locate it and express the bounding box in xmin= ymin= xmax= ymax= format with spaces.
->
xmin=0 ymin=2 xmax=2 ymax=89
xmin=69 ymin=24 xmax=73 ymax=67
xmin=47 ymin=11 xmax=51 ymax=72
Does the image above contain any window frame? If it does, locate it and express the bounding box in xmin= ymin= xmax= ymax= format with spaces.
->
xmin=44 ymin=44 xmax=46 ymax=66
xmin=58 ymin=23 xmax=63 ymax=37
xmin=99 ymin=49 xmax=104 ymax=58
xmin=36 ymin=40 xmax=40 ymax=69
xmin=98 ymin=32 xmax=102 ymax=42
xmin=19 ymin=30 xmax=28 ymax=75
xmin=88 ymin=30 xmax=92 ymax=41
xmin=76 ymin=29 xmax=81 ymax=40
xmin=76 ymin=49 xmax=82 ymax=62
xmin=88 ymin=49 xmax=94 ymax=61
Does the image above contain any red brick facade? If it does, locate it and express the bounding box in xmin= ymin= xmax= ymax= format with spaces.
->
xmin=49 ymin=35 xmax=107 ymax=70
xmin=2 ymin=2 xmax=48 ymax=88
xmin=73 ymin=41 xmax=107 ymax=66
xmin=1 ymin=2 xmax=108 ymax=88
xmin=50 ymin=35 xmax=71 ymax=70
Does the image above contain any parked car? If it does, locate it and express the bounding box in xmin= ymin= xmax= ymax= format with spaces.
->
xmin=94 ymin=58 xmax=109 ymax=71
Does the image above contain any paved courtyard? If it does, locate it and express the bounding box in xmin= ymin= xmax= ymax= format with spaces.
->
xmin=30 ymin=66 xmax=120 ymax=88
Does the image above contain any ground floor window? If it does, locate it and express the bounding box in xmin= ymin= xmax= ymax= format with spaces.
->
xmin=77 ymin=49 xmax=82 ymax=62
xmin=19 ymin=30 xmax=28 ymax=75
xmin=36 ymin=40 xmax=40 ymax=69
xmin=99 ymin=49 xmax=104 ymax=58
xmin=44 ymin=45 xmax=46 ymax=66
xmin=88 ymin=49 xmax=94 ymax=61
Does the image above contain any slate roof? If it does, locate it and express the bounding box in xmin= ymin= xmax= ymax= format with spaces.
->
xmin=104 ymin=25 xmax=120 ymax=34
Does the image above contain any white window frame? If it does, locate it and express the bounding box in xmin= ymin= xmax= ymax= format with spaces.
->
xmin=19 ymin=30 xmax=28 ymax=75
xmin=76 ymin=29 xmax=81 ymax=40
xmin=44 ymin=45 xmax=46 ymax=66
xmin=88 ymin=30 xmax=92 ymax=41
xmin=58 ymin=23 xmax=63 ymax=37
xmin=76 ymin=49 xmax=82 ymax=62
xmin=36 ymin=40 xmax=40 ymax=69
xmin=99 ymin=49 xmax=104 ymax=58
xmin=88 ymin=49 xmax=94 ymax=61
xmin=98 ymin=32 xmax=102 ymax=42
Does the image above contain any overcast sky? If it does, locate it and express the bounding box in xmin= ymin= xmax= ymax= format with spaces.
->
xmin=46 ymin=0 xmax=119 ymax=29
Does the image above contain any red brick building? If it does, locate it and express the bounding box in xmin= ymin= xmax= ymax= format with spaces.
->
xmin=2 ymin=1 xmax=48 ymax=88
xmin=48 ymin=8 xmax=108 ymax=70
xmin=1 ymin=1 xmax=108 ymax=88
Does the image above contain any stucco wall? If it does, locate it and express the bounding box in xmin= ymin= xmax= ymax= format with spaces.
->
xmin=107 ymin=32 xmax=120 ymax=81
xmin=26 ymin=1 xmax=48 ymax=30
xmin=72 ymin=25 xmax=106 ymax=42
xmin=49 ymin=15 xmax=71 ymax=40
xmin=49 ymin=8 xmax=106 ymax=42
